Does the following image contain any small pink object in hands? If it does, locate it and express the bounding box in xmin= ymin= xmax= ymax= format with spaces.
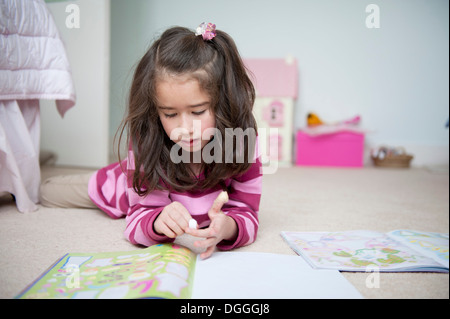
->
xmin=195 ymin=22 xmax=217 ymax=40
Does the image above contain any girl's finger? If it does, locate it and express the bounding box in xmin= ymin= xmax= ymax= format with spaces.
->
xmin=209 ymin=191 xmax=228 ymax=216
xmin=194 ymin=237 xmax=217 ymax=249
xmin=166 ymin=218 xmax=184 ymax=237
xmin=185 ymin=226 xmax=216 ymax=238
xmin=200 ymin=246 xmax=216 ymax=259
xmin=172 ymin=203 xmax=193 ymax=228
xmin=158 ymin=222 xmax=176 ymax=238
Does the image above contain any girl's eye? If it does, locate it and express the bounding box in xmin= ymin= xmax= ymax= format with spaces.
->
xmin=192 ymin=110 xmax=206 ymax=116
xmin=164 ymin=113 xmax=177 ymax=118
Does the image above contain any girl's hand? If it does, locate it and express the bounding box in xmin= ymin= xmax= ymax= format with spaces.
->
xmin=185 ymin=192 xmax=237 ymax=259
xmin=154 ymin=201 xmax=192 ymax=238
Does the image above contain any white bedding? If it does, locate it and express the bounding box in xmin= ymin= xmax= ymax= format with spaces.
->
xmin=0 ymin=0 xmax=76 ymax=212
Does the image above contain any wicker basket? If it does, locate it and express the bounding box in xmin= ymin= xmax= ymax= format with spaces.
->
xmin=371 ymin=147 xmax=414 ymax=168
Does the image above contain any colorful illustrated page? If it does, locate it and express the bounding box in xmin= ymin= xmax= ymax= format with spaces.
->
xmin=18 ymin=243 xmax=196 ymax=299
xmin=388 ymin=230 xmax=449 ymax=268
xmin=281 ymin=230 xmax=444 ymax=270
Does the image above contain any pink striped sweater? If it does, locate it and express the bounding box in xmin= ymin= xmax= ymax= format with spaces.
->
xmin=88 ymin=149 xmax=262 ymax=250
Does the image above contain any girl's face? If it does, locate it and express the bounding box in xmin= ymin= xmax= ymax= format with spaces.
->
xmin=156 ymin=75 xmax=216 ymax=153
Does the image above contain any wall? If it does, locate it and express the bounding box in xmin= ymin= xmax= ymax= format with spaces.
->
xmin=41 ymin=0 xmax=110 ymax=168
xmin=109 ymin=0 xmax=449 ymax=167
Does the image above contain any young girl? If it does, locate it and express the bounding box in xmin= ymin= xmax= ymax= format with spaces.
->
xmin=40 ymin=23 xmax=262 ymax=259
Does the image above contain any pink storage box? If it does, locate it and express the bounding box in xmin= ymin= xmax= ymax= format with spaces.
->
xmin=296 ymin=131 xmax=364 ymax=167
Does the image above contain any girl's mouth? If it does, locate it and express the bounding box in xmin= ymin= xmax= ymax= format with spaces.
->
xmin=180 ymin=138 xmax=200 ymax=147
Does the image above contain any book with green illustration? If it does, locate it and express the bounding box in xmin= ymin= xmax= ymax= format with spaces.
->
xmin=281 ymin=230 xmax=449 ymax=272
xmin=16 ymin=242 xmax=364 ymax=299
xmin=16 ymin=243 xmax=197 ymax=299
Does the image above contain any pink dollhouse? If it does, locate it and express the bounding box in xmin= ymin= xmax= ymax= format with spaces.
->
xmin=263 ymin=100 xmax=285 ymax=127
xmin=244 ymin=58 xmax=298 ymax=166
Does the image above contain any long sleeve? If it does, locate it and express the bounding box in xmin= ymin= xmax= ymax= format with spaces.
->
xmin=124 ymin=192 xmax=173 ymax=246
xmin=218 ymin=156 xmax=262 ymax=250
xmin=88 ymin=154 xmax=173 ymax=246
xmin=89 ymin=146 xmax=262 ymax=249
xmin=122 ymin=151 xmax=173 ymax=246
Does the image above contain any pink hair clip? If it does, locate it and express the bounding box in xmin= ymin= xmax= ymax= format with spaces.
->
xmin=195 ymin=22 xmax=217 ymax=40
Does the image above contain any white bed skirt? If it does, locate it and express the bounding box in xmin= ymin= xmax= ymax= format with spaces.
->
xmin=0 ymin=99 xmax=41 ymax=213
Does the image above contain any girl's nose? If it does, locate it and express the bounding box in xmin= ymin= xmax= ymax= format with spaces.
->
xmin=179 ymin=114 xmax=193 ymax=134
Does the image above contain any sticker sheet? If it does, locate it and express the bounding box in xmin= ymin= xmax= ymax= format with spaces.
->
xmin=281 ymin=230 xmax=448 ymax=271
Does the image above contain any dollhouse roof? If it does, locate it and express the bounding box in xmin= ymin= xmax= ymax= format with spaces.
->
xmin=244 ymin=58 xmax=298 ymax=98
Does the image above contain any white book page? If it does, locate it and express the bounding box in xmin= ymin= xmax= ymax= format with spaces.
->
xmin=191 ymin=252 xmax=362 ymax=299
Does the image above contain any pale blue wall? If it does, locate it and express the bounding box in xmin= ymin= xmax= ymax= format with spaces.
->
xmin=110 ymin=0 xmax=449 ymax=165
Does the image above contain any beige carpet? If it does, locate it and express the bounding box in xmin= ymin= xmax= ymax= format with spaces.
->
xmin=0 ymin=164 xmax=448 ymax=299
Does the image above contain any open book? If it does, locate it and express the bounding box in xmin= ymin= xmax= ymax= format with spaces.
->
xmin=16 ymin=243 xmax=362 ymax=299
xmin=281 ymin=230 xmax=449 ymax=272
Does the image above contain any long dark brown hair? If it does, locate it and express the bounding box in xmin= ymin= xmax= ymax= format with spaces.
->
xmin=117 ymin=26 xmax=257 ymax=196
